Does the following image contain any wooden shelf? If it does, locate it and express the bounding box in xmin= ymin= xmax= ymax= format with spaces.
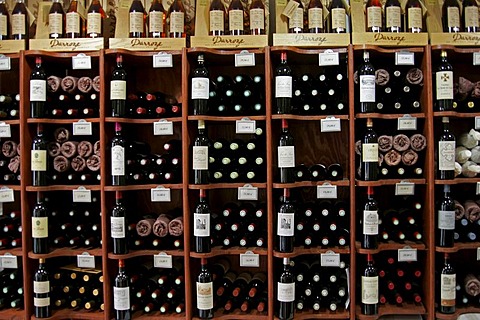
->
xmin=0 ymin=308 xmax=24 ymax=320
xmin=31 ymin=308 xmax=104 ymax=320
xmin=270 ymin=46 xmax=349 ymax=54
xmin=435 ymin=178 xmax=480 ymax=185
xmin=356 ymin=179 xmax=426 ymax=186
xmin=273 ymin=246 xmax=350 ymax=258
xmin=436 ymin=242 xmax=480 ymax=253
xmin=188 ymin=115 xmax=267 ymax=121
xmin=132 ymin=311 xmax=186 ymax=319
xmin=355 ymin=302 xmax=426 ymax=319
xmin=271 ymin=114 xmax=349 ymax=121
xmin=26 ymin=185 xmax=101 ymax=191
xmin=435 ymin=305 xmax=480 ymax=319
xmin=434 ymin=111 xmax=480 ymax=118
xmin=28 ymin=247 xmax=103 ymax=259
xmin=108 ymin=249 xmax=184 ymax=259
xmin=105 ymin=48 xmax=183 ymax=56
xmin=189 ymin=247 xmax=267 ymax=258
xmin=275 ymin=309 xmax=349 ymax=319
xmin=105 ymin=117 xmax=183 ymax=123
xmin=104 ymin=184 xmax=183 ymax=191
xmin=193 ymin=308 xmax=268 ymax=320
xmin=352 ymin=45 xmax=425 ymax=53
xmin=273 ymin=180 xmax=349 ymax=188
xmin=188 ymin=183 xmax=267 ymax=190
xmin=27 ymin=118 xmax=100 ymax=124
xmin=0 ymin=247 xmax=23 ymax=256
xmin=355 ymin=241 xmax=426 ymax=254
xmin=0 ymin=119 xmax=20 ymax=125
xmin=25 ymin=50 xmax=102 ymax=58
xmin=0 ymin=185 xmax=22 ymax=191
xmin=355 ymin=113 xmax=426 ymax=119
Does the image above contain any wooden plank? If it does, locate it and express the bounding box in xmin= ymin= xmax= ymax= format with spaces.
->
xmin=190 ymin=35 xmax=268 ymax=49
xmin=273 ymin=33 xmax=350 ymax=47
xmin=29 ymin=38 xmax=104 ymax=51
xmin=108 ymin=38 xmax=186 ymax=51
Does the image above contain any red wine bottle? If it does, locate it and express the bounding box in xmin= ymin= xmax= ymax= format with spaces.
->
xmin=442 ymin=0 xmax=461 ymax=32
xmin=437 ymin=117 xmax=455 ymax=180
xmin=366 ymin=0 xmax=382 ymax=32
xmin=385 ymin=0 xmax=402 ymax=32
xmin=307 ymin=0 xmax=324 ymax=33
xmin=32 ymin=192 xmax=49 ymax=254
xmin=277 ymin=188 xmax=295 ymax=253
xmin=362 ymin=186 xmax=379 ymax=249
xmin=362 ymin=254 xmax=378 ymax=315
xmin=114 ymin=259 xmax=132 ymax=319
xmin=191 ymin=54 xmax=210 ymax=115
xmin=11 ymin=0 xmax=28 ymax=40
xmin=111 ymin=191 xmax=128 ymax=254
xmin=129 ymin=0 xmax=146 ymax=37
xmin=193 ymin=120 xmax=210 ymax=184
xmin=288 ymin=0 xmax=304 ymax=33
xmin=197 ymin=258 xmax=214 ymax=319
xmin=278 ymin=119 xmax=295 ymax=183
xmin=148 ymin=0 xmax=166 ymax=37
xmin=111 ymin=55 xmax=127 ymax=117
xmin=194 ymin=189 xmax=211 ymax=253
xmin=48 ymin=0 xmax=65 ymax=38
xmin=111 ymin=122 xmax=127 ymax=186
xmin=329 ymin=0 xmax=346 ymax=33
xmin=358 ymin=51 xmax=376 ymax=113
xmin=360 ymin=118 xmax=379 ymax=181
xmin=249 ymin=0 xmax=265 ymax=34
xmin=436 ymin=51 xmax=454 ymax=111
xmin=65 ymin=0 xmax=83 ymax=38
xmin=463 ymin=0 xmax=479 ymax=33
xmin=275 ymin=52 xmax=293 ymax=114
xmin=405 ymin=0 xmax=423 ymax=32
xmin=440 ymin=253 xmax=456 ymax=314
xmin=34 ymin=258 xmax=51 ymax=318
xmin=168 ymin=0 xmax=185 ymax=38
xmin=31 ymin=124 xmax=48 ymax=186
xmin=30 ymin=57 xmax=47 ymax=118
xmin=438 ymin=185 xmax=455 ymax=247
xmin=86 ymin=0 xmax=105 ymax=38
xmin=277 ymin=258 xmax=294 ymax=320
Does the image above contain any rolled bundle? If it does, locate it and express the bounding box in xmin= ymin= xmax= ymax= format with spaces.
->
xmin=465 ymin=200 xmax=480 ymax=222
xmin=410 ymin=134 xmax=427 ymax=152
xmin=168 ymin=217 xmax=184 ymax=236
xmin=77 ymin=141 xmax=93 ymax=158
xmin=92 ymin=76 xmax=101 ymax=92
xmin=459 ymin=129 xmax=480 ymax=149
xmin=152 ymin=214 xmax=171 ymax=237
xmin=393 ymin=134 xmax=411 ymax=152
xmin=61 ymin=141 xmax=78 ymax=158
xmin=461 ymin=161 xmax=480 ymax=178
xmin=61 ymin=76 xmax=79 ymax=94
xmin=94 ymin=141 xmax=100 ymax=156
xmin=8 ymin=155 xmax=20 ymax=173
xmin=86 ymin=155 xmax=101 ymax=172
xmin=47 ymin=75 xmax=62 ymax=93
xmin=471 ymin=146 xmax=480 ymax=164
xmin=455 ymin=162 xmax=463 ymax=177
xmin=472 ymin=81 xmax=480 ymax=99
xmin=54 ymin=127 xmax=70 ymax=143
xmin=2 ymin=141 xmax=17 ymax=158
xmin=78 ymin=77 xmax=93 ymax=93
xmin=406 ymin=68 xmax=424 ymax=86
xmin=378 ymin=153 xmax=384 ymax=166
xmin=454 ymin=200 xmax=465 ymax=220
xmin=402 ymin=150 xmax=418 ymax=166
xmin=457 ymin=77 xmax=475 ymax=101
xmin=71 ymin=156 xmax=86 ymax=172
xmin=464 ymin=274 xmax=480 ymax=297
xmin=136 ymin=218 xmax=156 ymax=237
xmin=375 ymin=69 xmax=390 ymax=86
xmin=355 ymin=140 xmax=361 ymax=155
xmin=16 ymin=144 xmax=20 ymax=156
xmin=378 ymin=135 xmax=393 ymax=152
xmin=384 ymin=149 xmax=402 ymax=166
xmin=456 ymin=146 xmax=472 ymax=164
xmin=48 ymin=142 xmax=61 ymax=157
xmin=53 ymin=155 xmax=70 ymax=172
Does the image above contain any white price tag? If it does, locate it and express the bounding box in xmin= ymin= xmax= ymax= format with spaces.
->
xmin=235 ymin=52 xmax=255 ymax=67
xmin=77 ymin=253 xmax=95 ymax=268
xmin=72 ymin=54 xmax=92 ymax=70
xmin=398 ymin=116 xmax=417 ymax=130
xmin=395 ymin=52 xmax=415 ymax=65
xmin=321 ymin=253 xmax=341 ymax=267
xmin=317 ymin=185 xmax=337 ymax=199
xmin=475 ymin=117 xmax=480 ymax=130
xmin=474 ymin=52 xmax=480 ymax=66
xmin=238 ymin=185 xmax=258 ymax=201
xmin=477 ymin=182 xmax=480 ymax=195
xmin=398 ymin=248 xmax=417 ymax=262
xmin=477 ymin=247 xmax=480 ymax=260
xmin=0 ymin=123 xmax=11 ymax=137
xmin=240 ymin=251 xmax=260 ymax=267
xmin=73 ymin=187 xmax=92 ymax=203
xmin=319 ymin=51 xmax=340 ymax=66
xmin=154 ymin=253 xmax=173 ymax=268
xmin=395 ymin=182 xmax=415 ymax=195
xmin=0 ymin=56 xmax=11 ymax=70
xmin=320 ymin=117 xmax=341 ymax=132
xmin=154 ymin=120 xmax=174 ymax=135
xmin=153 ymin=53 xmax=173 ymax=68
xmin=73 ymin=120 xmax=93 ymax=135
xmin=236 ymin=119 xmax=256 ymax=134
xmin=151 ymin=186 xmax=171 ymax=202
xmin=1 ymin=255 xmax=18 ymax=268
xmin=0 ymin=188 xmax=14 ymax=202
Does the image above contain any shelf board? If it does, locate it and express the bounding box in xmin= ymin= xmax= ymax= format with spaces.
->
xmin=105 ymin=184 xmax=183 ymax=191
xmin=274 ymin=246 xmax=350 ymax=258
xmin=28 ymin=247 xmax=103 ymax=259
xmin=0 ymin=308 xmax=24 ymax=320
xmin=105 ymin=48 xmax=183 ymax=56
xmin=352 ymin=45 xmax=425 ymax=53
xmin=0 ymin=185 xmax=21 ymax=191
xmin=355 ymin=241 xmax=426 ymax=254
xmin=0 ymin=119 xmax=20 ymax=125
xmin=435 ymin=305 xmax=480 ymax=319
xmin=275 ymin=308 xmax=349 ymax=319
xmin=355 ymin=112 xmax=426 ymax=119
xmin=273 ymin=180 xmax=349 ymax=188
xmin=271 ymin=46 xmax=349 ymax=54
xmin=355 ymin=302 xmax=426 ymax=320
xmin=27 ymin=118 xmax=100 ymax=124
xmin=26 ymin=185 xmax=101 ymax=191
xmin=435 ymin=242 xmax=480 ymax=253
xmin=356 ymin=178 xmax=426 ymax=186
xmin=105 ymin=117 xmax=183 ymax=123
xmin=434 ymin=111 xmax=480 ymax=118
xmin=108 ymin=249 xmax=184 ymax=259
xmin=271 ymin=114 xmax=349 ymax=120
xmin=188 ymin=115 xmax=267 ymax=121
xmin=190 ymin=247 xmax=267 ymax=258
xmin=31 ymin=308 xmax=104 ymax=320
xmin=25 ymin=50 xmax=102 ymax=58
xmin=193 ymin=308 xmax=268 ymax=320
xmin=188 ymin=183 xmax=267 ymax=190
xmin=435 ymin=178 xmax=480 ymax=184
xmin=0 ymin=247 xmax=23 ymax=256
xmin=133 ymin=311 xmax=186 ymax=319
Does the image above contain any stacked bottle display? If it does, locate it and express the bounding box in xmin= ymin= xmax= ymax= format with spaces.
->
xmin=363 ymin=0 xmax=426 ymax=33
xmin=0 ymin=211 xmax=22 ymax=249
xmin=0 ymin=264 xmax=24 ymax=310
xmin=0 ymin=93 xmax=20 ymax=120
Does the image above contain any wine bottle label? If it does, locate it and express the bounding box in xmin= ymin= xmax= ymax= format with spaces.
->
xmin=440 ymin=274 xmax=456 ymax=304
xmin=170 ymin=11 xmax=185 ymax=33
xmin=194 ymin=213 xmax=210 ymax=236
xmin=87 ymin=12 xmax=102 ymax=34
xmin=275 ymin=76 xmax=292 ymax=98
xmin=229 ymin=9 xmax=243 ymax=31
xmin=191 ymin=78 xmax=210 ymax=99
xmin=359 ymin=75 xmax=375 ymax=102
xmin=11 ymin=14 xmax=26 ymax=35
xmin=0 ymin=15 xmax=6 ymax=36
xmin=438 ymin=210 xmax=455 ymax=230
xmin=110 ymin=80 xmax=127 ymax=100
xmin=149 ymin=11 xmax=164 ymax=33
xmin=30 ymin=80 xmax=47 ymax=102
xmin=447 ymin=7 xmax=460 ymax=28
xmin=308 ymin=8 xmax=323 ymax=29
xmin=288 ymin=7 xmax=303 ymax=29
xmin=407 ymin=7 xmax=422 ymax=30
xmin=465 ymin=6 xmax=479 ymax=28
xmin=31 ymin=150 xmax=47 ymax=171
xmin=110 ymin=216 xmax=126 ymax=238
xmin=361 ymin=276 xmax=379 ymax=304
xmin=113 ymin=286 xmax=131 ymax=310
xmin=34 ymin=297 xmax=50 ymax=307
xmin=277 ymin=212 xmax=295 ymax=236
xmin=363 ymin=210 xmax=379 ymax=235
xmin=196 ymin=282 xmax=213 ymax=310
xmin=386 ymin=6 xmax=401 ymax=28
xmin=32 ymin=217 xmax=48 ymax=238
xmin=331 ymin=8 xmax=346 ymax=30
xmin=111 ymin=145 xmax=125 ymax=176
xmin=438 ymin=141 xmax=455 ymax=170
xmin=436 ymin=71 xmax=453 ymax=100
xmin=277 ymin=146 xmax=295 ymax=168
xmin=362 ymin=143 xmax=378 ymax=162
xmin=193 ymin=146 xmax=209 ymax=170
xmin=66 ymin=12 xmax=80 ymax=34
xmin=130 ymin=11 xmax=144 ymax=33
xmin=250 ymin=8 xmax=265 ymax=30
xmin=49 ymin=13 xmax=63 ymax=34
xmin=367 ymin=6 xmax=382 ymax=28
xmin=277 ymin=282 xmax=295 ymax=302
xmin=209 ymin=10 xmax=224 ymax=32
xmin=34 ymin=281 xmax=50 ymax=294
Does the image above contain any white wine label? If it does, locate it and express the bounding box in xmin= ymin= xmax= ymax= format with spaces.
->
xmin=113 ymin=286 xmax=131 ymax=310
xmin=73 ymin=188 xmax=92 ymax=202
xmin=77 ymin=254 xmax=95 ymax=268
xmin=196 ymin=282 xmax=213 ymax=310
xmin=0 ymin=57 xmax=9 ymax=71
xmin=386 ymin=6 xmax=401 ymax=28
xmin=32 ymin=217 xmax=48 ymax=238
xmin=331 ymin=8 xmax=346 ymax=30
xmin=288 ymin=7 xmax=303 ymax=29
xmin=149 ymin=11 xmax=164 ymax=33
xmin=34 ymin=297 xmax=50 ymax=307
xmin=194 ymin=213 xmax=210 ymax=236
xmin=277 ymin=212 xmax=295 ymax=236
xmin=321 ymin=253 xmax=340 ymax=267
xmin=11 ymin=14 xmax=26 ymax=35
xmin=209 ymin=10 xmax=224 ymax=32
xmin=398 ymin=248 xmax=418 ymax=262
xmin=317 ymin=185 xmax=337 ymax=199
xmin=362 ymin=143 xmax=378 ymax=162
xmin=277 ymin=282 xmax=295 ymax=302
xmin=359 ymin=75 xmax=375 ymax=102
xmin=1 ymin=255 xmax=17 ymax=268
xmin=129 ymin=11 xmax=144 ymax=33
xmin=465 ymin=6 xmax=479 ymax=28
xmin=447 ymin=7 xmax=460 ymax=28
xmin=438 ymin=141 xmax=455 ymax=171
xmin=240 ymin=252 xmax=260 ymax=267
xmin=367 ymin=6 xmax=382 ymax=28
xmin=31 ymin=150 xmax=47 ymax=171
xmin=0 ymin=15 xmax=6 ymax=35
xmin=66 ymin=12 xmax=80 ymax=34
xmin=238 ymin=186 xmax=258 ymax=200
xmin=110 ymin=216 xmax=126 ymax=238
xmin=72 ymin=55 xmax=92 ymax=70
xmin=30 ymin=80 xmax=47 ymax=102
xmin=363 ymin=210 xmax=379 ymax=235
xmin=110 ymin=80 xmax=127 ymax=100
xmin=275 ymin=76 xmax=292 ymax=98
xmin=308 ymin=7 xmax=323 ymax=29
xmin=49 ymin=13 xmax=63 ymax=34
xmin=277 ymin=146 xmax=295 ymax=168
xmin=193 ymin=146 xmax=208 ymax=170
xmin=407 ymin=7 xmax=423 ymax=30
xmin=151 ymin=187 xmax=171 ymax=202
xmin=87 ymin=12 xmax=102 ymax=34
xmin=191 ymin=78 xmax=210 ymax=99
xmin=111 ymin=145 xmax=125 ymax=176
xmin=250 ymin=8 xmax=265 ymax=30
xmin=154 ymin=253 xmax=172 ymax=268
xmin=319 ymin=52 xmax=339 ymax=66
xmin=436 ymin=71 xmax=453 ymax=100
xmin=438 ymin=210 xmax=455 ymax=230
xmin=229 ymin=9 xmax=243 ymax=31
xmin=361 ymin=276 xmax=379 ymax=304
xmin=441 ymin=274 xmax=456 ymax=302
xmin=0 ymin=188 xmax=14 ymax=202
xmin=34 ymin=281 xmax=50 ymax=294
xmin=170 ymin=11 xmax=184 ymax=33
xmin=475 ymin=53 xmax=480 ymax=66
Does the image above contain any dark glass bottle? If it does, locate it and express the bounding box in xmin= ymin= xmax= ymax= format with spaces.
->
xmin=148 ymin=0 xmax=166 ymax=38
xmin=436 ymin=51 xmax=454 ymax=111
xmin=278 ymin=119 xmax=295 ymax=183
xmin=111 ymin=55 xmax=127 ymax=117
xmin=438 ymin=185 xmax=455 ymax=248
xmin=193 ymin=120 xmax=210 ymax=184
xmin=48 ymin=0 xmax=64 ymax=38
xmin=405 ymin=0 xmax=423 ymax=32
xmin=129 ymin=0 xmax=146 ymax=37
xmin=249 ymin=0 xmax=265 ymax=34
xmin=362 ymin=186 xmax=379 ymax=249
xmin=360 ymin=118 xmax=379 ymax=181
xmin=228 ymin=0 xmax=245 ymax=35
xmin=463 ymin=0 xmax=479 ymax=32
xmin=358 ymin=51 xmax=376 ymax=113
xmin=111 ymin=122 xmax=127 ymax=186
xmin=32 ymin=192 xmax=49 ymax=254
xmin=385 ymin=0 xmax=402 ymax=32
xmin=30 ymin=57 xmax=47 ymax=118
xmin=87 ymin=0 xmax=105 ymax=37
xmin=197 ymin=258 xmax=214 ymax=318
xmin=277 ymin=258 xmax=294 ymax=320
xmin=194 ymin=189 xmax=211 ymax=253
xmin=362 ymin=254 xmax=378 ymax=315
xmin=31 ymin=124 xmax=48 ymax=186
xmin=288 ymin=0 xmax=304 ymax=33
xmin=11 ymin=0 xmax=28 ymax=40
xmin=307 ymin=0 xmax=324 ymax=33
xmin=34 ymin=259 xmax=51 ymax=318
xmin=329 ymin=0 xmax=346 ymax=33
xmin=437 ymin=117 xmax=455 ymax=180
xmin=277 ymin=188 xmax=296 ymax=253
xmin=275 ymin=52 xmax=293 ymax=114
xmin=209 ymin=0 xmax=226 ymax=35
xmin=440 ymin=253 xmax=456 ymax=314
xmin=0 ymin=0 xmax=9 ymax=40
xmin=111 ymin=191 xmax=128 ymax=254
xmin=366 ymin=0 xmax=382 ymax=32
xmin=114 ymin=259 xmax=132 ymax=320
xmin=442 ymin=0 xmax=461 ymax=32
xmin=66 ymin=0 xmax=83 ymax=38
xmin=168 ymin=0 xmax=185 ymax=38
xmin=192 ymin=54 xmax=210 ymax=115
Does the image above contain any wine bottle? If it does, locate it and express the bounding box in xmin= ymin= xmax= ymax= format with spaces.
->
xmin=168 ymin=0 xmax=185 ymax=38
xmin=360 ymin=118 xmax=379 ymax=181
xmin=362 ymin=186 xmax=379 ymax=249
xmin=11 ymin=0 xmax=28 ymax=40
xmin=111 ymin=191 xmax=128 ymax=254
xmin=358 ymin=51 xmax=376 ymax=113
xmin=66 ymin=0 xmax=83 ymax=38
xmin=111 ymin=122 xmax=127 ymax=186
xmin=277 ymin=258 xmax=294 ymax=320
xmin=436 ymin=51 xmax=454 ymax=111
xmin=191 ymin=54 xmax=210 ymax=115
xmin=194 ymin=189 xmax=211 ymax=253
xmin=277 ymin=188 xmax=295 ymax=253
xmin=228 ymin=0 xmax=245 ymax=35
xmin=307 ymin=0 xmax=324 ymax=33
xmin=86 ymin=0 xmax=105 ymax=37
xmin=0 ymin=3 xmax=8 ymax=40
xmin=31 ymin=124 xmax=48 ymax=186
xmin=366 ymin=0 xmax=382 ymax=32
xmin=111 ymin=55 xmax=127 ymax=117
xmin=442 ymin=0 xmax=461 ymax=32
xmin=463 ymin=0 xmax=479 ymax=32
xmin=440 ymin=253 xmax=456 ymax=314
xmin=48 ymin=0 xmax=65 ymax=38
xmin=197 ymin=258 xmax=214 ymax=318
xmin=148 ymin=0 xmax=166 ymax=38
xmin=30 ymin=57 xmax=47 ymax=118
xmin=129 ymin=0 xmax=146 ymax=37
xmin=34 ymin=259 xmax=51 ymax=318
xmin=329 ymin=0 xmax=346 ymax=33
xmin=278 ymin=119 xmax=295 ymax=183
xmin=288 ymin=0 xmax=304 ymax=33
xmin=249 ymin=0 xmax=265 ymax=34
xmin=114 ymin=259 xmax=132 ymax=320
xmin=362 ymin=254 xmax=378 ymax=315
xmin=32 ymin=192 xmax=49 ymax=254
xmin=385 ymin=0 xmax=402 ymax=32
xmin=209 ymin=0 xmax=226 ymax=35
xmin=405 ymin=0 xmax=423 ymax=32
xmin=438 ymin=185 xmax=455 ymax=247
xmin=438 ymin=117 xmax=455 ymax=180
xmin=193 ymin=120 xmax=210 ymax=184
xmin=275 ymin=52 xmax=293 ymax=114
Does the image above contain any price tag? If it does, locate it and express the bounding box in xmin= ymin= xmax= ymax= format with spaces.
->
xmin=72 ymin=54 xmax=92 ymax=70
xmin=154 ymin=253 xmax=173 ymax=268
xmin=151 ymin=186 xmax=171 ymax=202
xmin=281 ymin=0 xmax=299 ymax=18
xmin=240 ymin=251 xmax=260 ymax=267
xmin=0 ymin=187 xmax=14 ymax=202
xmin=477 ymin=247 xmax=480 ymax=260
xmin=319 ymin=51 xmax=339 ymax=66
xmin=320 ymin=117 xmax=341 ymax=132
xmin=476 ymin=182 xmax=480 ymax=195
xmin=154 ymin=120 xmax=174 ymax=135
xmin=153 ymin=53 xmax=173 ymax=68
xmin=73 ymin=120 xmax=92 ymax=135
xmin=238 ymin=185 xmax=258 ymax=201
xmin=395 ymin=182 xmax=415 ymax=195
xmin=317 ymin=184 xmax=337 ymax=199
xmin=474 ymin=52 xmax=480 ymax=66
xmin=398 ymin=248 xmax=417 ymax=262
xmin=395 ymin=52 xmax=415 ymax=65
xmin=236 ymin=118 xmax=256 ymax=134
xmin=475 ymin=117 xmax=480 ymax=130
xmin=0 ymin=55 xmax=11 ymax=70
xmin=77 ymin=253 xmax=95 ymax=268
xmin=235 ymin=51 xmax=255 ymax=67
xmin=397 ymin=115 xmax=417 ymax=130
xmin=0 ymin=122 xmax=11 ymax=137
xmin=1 ymin=254 xmax=18 ymax=268
xmin=73 ymin=187 xmax=92 ymax=203
xmin=321 ymin=252 xmax=340 ymax=267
